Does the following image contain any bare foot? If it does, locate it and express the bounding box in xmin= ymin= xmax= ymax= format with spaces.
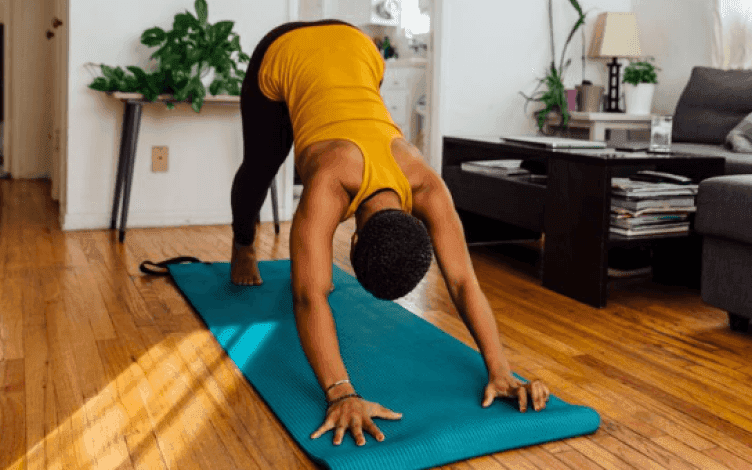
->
xmin=231 ymin=241 xmax=263 ymax=286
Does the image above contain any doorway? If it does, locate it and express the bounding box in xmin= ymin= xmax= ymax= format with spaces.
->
xmin=0 ymin=23 xmax=6 ymax=179
xmin=291 ymin=0 xmax=439 ymax=186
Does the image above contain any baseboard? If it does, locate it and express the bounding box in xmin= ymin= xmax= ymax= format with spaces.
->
xmin=62 ymin=207 xmax=288 ymax=231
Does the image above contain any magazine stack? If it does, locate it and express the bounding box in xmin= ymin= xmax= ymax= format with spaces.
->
xmin=610 ymin=177 xmax=699 ymax=237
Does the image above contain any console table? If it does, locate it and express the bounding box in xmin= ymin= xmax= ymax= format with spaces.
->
xmin=442 ymin=136 xmax=726 ymax=308
xmin=106 ymin=92 xmax=280 ymax=242
xmin=545 ymin=111 xmax=655 ymax=141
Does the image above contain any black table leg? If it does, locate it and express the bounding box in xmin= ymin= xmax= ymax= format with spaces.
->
xmin=111 ymin=104 xmax=134 ymax=229
xmin=118 ymin=101 xmax=143 ymax=243
xmin=270 ymin=177 xmax=280 ymax=234
xmin=542 ymin=160 xmax=612 ymax=308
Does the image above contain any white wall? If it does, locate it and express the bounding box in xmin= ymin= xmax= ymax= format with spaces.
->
xmin=436 ymin=0 xmax=632 ymax=160
xmin=633 ymin=0 xmax=714 ymax=114
xmin=63 ymin=0 xmax=717 ymax=230
xmin=64 ymin=0 xmax=291 ymax=230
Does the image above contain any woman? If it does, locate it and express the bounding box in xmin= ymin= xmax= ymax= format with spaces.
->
xmin=231 ymin=20 xmax=550 ymax=447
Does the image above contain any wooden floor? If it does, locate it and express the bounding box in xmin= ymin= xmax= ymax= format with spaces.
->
xmin=1 ymin=179 xmax=751 ymax=470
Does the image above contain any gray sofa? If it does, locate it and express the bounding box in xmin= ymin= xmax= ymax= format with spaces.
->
xmin=672 ymin=66 xmax=752 ymax=332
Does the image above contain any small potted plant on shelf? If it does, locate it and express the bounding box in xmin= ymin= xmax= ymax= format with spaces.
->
xmin=622 ymin=58 xmax=660 ymax=115
xmin=521 ymin=0 xmax=588 ymax=132
xmin=87 ymin=0 xmax=250 ymax=113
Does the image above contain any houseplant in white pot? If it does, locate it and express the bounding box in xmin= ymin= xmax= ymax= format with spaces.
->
xmin=623 ymin=58 xmax=659 ymax=115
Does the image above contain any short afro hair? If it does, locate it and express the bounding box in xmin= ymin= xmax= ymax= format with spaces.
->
xmin=351 ymin=209 xmax=433 ymax=300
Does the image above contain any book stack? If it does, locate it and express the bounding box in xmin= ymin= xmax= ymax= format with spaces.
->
xmin=610 ymin=178 xmax=699 ymax=237
xmin=460 ymin=159 xmax=530 ymax=177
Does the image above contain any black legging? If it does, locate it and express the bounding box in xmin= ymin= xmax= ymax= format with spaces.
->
xmin=231 ymin=19 xmax=356 ymax=246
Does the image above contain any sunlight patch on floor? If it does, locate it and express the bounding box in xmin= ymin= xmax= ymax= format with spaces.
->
xmin=10 ymin=331 xmax=236 ymax=470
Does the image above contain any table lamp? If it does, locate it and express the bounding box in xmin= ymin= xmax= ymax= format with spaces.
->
xmin=588 ymin=12 xmax=642 ymax=113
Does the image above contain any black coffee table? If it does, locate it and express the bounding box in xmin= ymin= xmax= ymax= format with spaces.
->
xmin=442 ymin=136 xmax=726 ymax=308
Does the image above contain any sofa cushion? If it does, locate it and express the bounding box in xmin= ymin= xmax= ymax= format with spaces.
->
xmin=669 ymin=143 xmax=752 ymax=175
xmin=673 ymin=67 xmax=752 ymax=145
xmin=695 ymin=175 xmax=752 ymax=244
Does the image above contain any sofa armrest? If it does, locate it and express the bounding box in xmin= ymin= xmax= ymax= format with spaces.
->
xmin=696 ymin=175 xmax=752 ymax=244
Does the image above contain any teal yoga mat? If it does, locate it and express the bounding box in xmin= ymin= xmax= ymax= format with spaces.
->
xmin=166 ymin=260 xmax=600 ymax=470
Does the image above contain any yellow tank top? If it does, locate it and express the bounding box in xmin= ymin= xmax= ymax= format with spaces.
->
xmin=257 ymin=24 xmax=412 ymax=220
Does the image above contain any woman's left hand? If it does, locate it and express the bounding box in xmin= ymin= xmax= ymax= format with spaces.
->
xmin=482 ymin=373 xmax=550 ymax=412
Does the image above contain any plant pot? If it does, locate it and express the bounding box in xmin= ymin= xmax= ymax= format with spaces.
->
xmin=624 ymin=83 xmax=655 ymax=115
xmin=576 ymin=84 xmax=604 ymax=112
xmin=201 ymin=68 xmax=216 ymax=93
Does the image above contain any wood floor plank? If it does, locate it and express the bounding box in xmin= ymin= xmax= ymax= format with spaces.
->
xmin=0 ymin=359 xmax=26 ymax=470
xmin=90 ymin=260 xmax=158 ymax=332
xmin=23 ymin=319 xmax=48 ymax=470
xmin=566 ymin=436 xmax=641 ymax=470
xmin=702 ymin=445 xmax=752 ymax=469
xmin=174 ymin=333 xmax=266 ymax=467
xmin=188 ymin=326 xmax=317 ymax=469
xmin=582 ymin=375 xmax=752 ymax=465
xmin=0 ymin=277 xmax=24 ymax=360
xmin=3 ymin=180 xmax=752 ymax=470
xmin=159 ymin=333 xmax=256 ymax=470
xmin=43 ymin=349 xmax=61 ymax=470
xmin=137 ymin=327 xmax=227 ymax=470
xmin=651 ymin=435 xmax=730 ymax=470
xmin=590 ymin=435 xmax=670 ymax=470
xmin=577 ymin=353 xmax=752 ymax=441
xmin=96 ymin=338 xmax=167 ymax=470
xmin=552 ymin=449 xmax=606 ymax=470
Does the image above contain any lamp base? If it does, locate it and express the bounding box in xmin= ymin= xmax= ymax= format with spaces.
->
xmin=605 ymin=57 xmax=624 ymax=113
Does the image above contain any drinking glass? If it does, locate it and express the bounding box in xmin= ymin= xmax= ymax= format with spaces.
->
xmin=649 ymin=115 xmax=673 ymax=153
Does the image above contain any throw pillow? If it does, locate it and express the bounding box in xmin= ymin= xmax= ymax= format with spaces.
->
xmin=673 ymin=67 xmax=752 ymax=144
xmin=725 ymin=111 xmax=752 ymax=153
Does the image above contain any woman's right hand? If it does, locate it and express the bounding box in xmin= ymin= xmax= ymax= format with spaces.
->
xmin=310 ymin=396 xmax=403 ymax=446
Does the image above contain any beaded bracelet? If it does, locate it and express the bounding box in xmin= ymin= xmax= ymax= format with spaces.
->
xmin=325 ymin=379 xmax=351 ymax=395
xmin=327 ymin=393 xmax=362 ymax=408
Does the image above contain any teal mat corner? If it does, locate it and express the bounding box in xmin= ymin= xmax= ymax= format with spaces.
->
xmin=167 ymin=260 xmax=600 ymax=470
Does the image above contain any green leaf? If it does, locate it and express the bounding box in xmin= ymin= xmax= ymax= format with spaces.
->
xmin=165 ymin=102 xmax=176 ymax=110
xmin=113 ymin=66 xmax=126 ymax=81
xmin=209 ymin=80 xmax=222 ymax=96
xmin=141 ymin=27 xmax=166 ymax=47
xmin=127 ymin=66 xmax=149 ymax=84
xmin=101 ymin=64 xmax=117 ymax=81
xmin=195 ymin=0 xmax=208 ymax=25
xmin=173 ymin=82 xmax=190 ymax=102
xmin=122 ymin=74 xmax=140 ymax=92
xmin=213 ymin=21 xmax=235 ymax=43
xmin=568 ymin=0 xmax=584 ymax=16
xmin=89 ymin=77 xmax=112 ymax=92
xmin=146 ymin=72 xmax=164 ymax=96
xmin=229 ymin=35 xmax=241 ymax=52
xmin=174 ymin=12 xmax=198 ymax=33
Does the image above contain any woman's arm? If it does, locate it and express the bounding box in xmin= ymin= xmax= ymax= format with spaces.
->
xmin=290 ymin=172 xmax=402 ymax=444
xmin=411 ymin=172 xmax=549 ymax=411
xmin=290 ymin=172 xmax=352 ymax=395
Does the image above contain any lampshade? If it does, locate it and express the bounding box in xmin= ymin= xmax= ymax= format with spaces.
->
xmin=588 ymin=12 xmax=642 ymax=59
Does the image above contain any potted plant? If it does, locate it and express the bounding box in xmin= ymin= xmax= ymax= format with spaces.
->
xmin=623 ymin=58 xmax=659 ymax=115
xmin=87 ymin=0 xmax=250 ymax=113
xmin=521 ymin=0 xmax=588 ymax=131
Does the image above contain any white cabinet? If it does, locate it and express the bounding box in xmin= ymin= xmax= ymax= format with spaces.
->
xmin=381 ymin=61 xmax=426 ymax=144
xmin=322 ymin=0 xmax=401 ymax=26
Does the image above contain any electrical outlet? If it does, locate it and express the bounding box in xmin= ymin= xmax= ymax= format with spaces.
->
xmin=152 ymin=146 xmax=168 ymax=172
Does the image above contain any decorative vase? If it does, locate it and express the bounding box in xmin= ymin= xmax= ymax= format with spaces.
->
xmin=201 ymin=68 xmax=216 ymax=92
xmin=576 ymin=84 xmax=604 ymax=113
xmin=624 ymin=83 xmax=655 ymax=115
